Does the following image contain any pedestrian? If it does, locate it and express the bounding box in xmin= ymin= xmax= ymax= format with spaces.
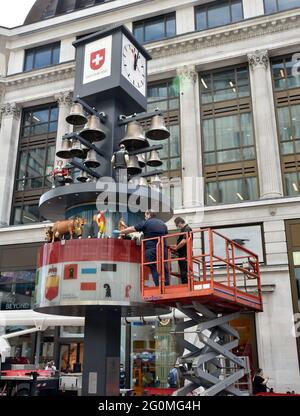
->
xmin=172 ymin=217 xmax=193 ymax=284
xmin=252 ymin=369 xmax=269 ymax=395
xmin=45 ymin=361 xmax=57 ymax=371
xmin=167 ymin=366 xmax=179 ymax=389
xmin=120 ymin=364 xmax=126 ymax=389
xmin=121 ymin=210 xmax=169 ymax=286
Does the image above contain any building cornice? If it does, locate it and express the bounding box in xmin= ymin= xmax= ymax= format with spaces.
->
xmin=146 ymin=11 xmax=300 ymax=59
xmin=0 ymin=62 xmax=75 ymax=90
xmin=1 ymin=10 xmax=300 ymax=90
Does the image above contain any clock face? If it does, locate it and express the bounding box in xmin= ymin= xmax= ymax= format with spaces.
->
xmin=121 ymin=35 xmax=146 ymax=96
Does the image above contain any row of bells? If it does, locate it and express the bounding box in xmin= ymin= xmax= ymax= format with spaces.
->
xmin=62 ymin=171 xmax=161 ymax=187
xmin=65 ymin=103 xmax=170 ymax=145
xmin=56 ymin=140 xmax=101 ymax=169
xmin=56 ymin=138 xmax=163 ymax=174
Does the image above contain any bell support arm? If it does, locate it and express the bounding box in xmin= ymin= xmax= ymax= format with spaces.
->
xmin=63 ymin=133 xmax=106 ymax=158
xmin=128 ymin=144 xmax=163 ymax=156
xmin=118 ymin=109 xmax=163 ymax=126
xmin=69 ymin=159 xmax=101 ymax=179
xmin=74 ymin=96 xmax=107 ymax=122
xmin=130 ymin=169 xmax=164 ymax=180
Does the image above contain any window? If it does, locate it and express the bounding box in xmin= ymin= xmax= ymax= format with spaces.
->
xmin=264 ymin=0 xmax=300 ymax=14
xmin=24 ymin=42 xmax=60 ymax=71
xmin=195 ymin=0 xmax=243 ymax=31
xmin=272 ymin=56 xmax=300 ymax=197
xmin=200 ymin=66 xmax=258 ymax=205
xmin=12 ymin=104 xmax=58 ymax=225
xmin=146 ymin=79 xmax=181 ymax=174
xmin=133 ymin=13 xmax=176 ymax=44
xmin=272 ymin=56 xmax=300 ymax=91
xmin=0 ymin=270 xmax=35 ymax=311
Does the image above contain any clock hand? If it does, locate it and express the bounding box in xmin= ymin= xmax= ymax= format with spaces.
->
xmin=134 ymin=52 xmax=140 ymax=71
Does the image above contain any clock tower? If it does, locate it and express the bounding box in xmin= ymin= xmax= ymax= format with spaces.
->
xmin=72 ymin=26 xmax=152 ymax=178
xmin=73 ymin=25 xmax=151 ymax=113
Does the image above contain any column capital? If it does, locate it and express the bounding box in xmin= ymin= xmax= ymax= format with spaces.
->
xmin=248 ymin=50 xmax=269 ymax=70
xmin=0 ymin=102 xmax=21 ymax=119
xmin=177 ymin=65 xmax=197 ymax=84
xmin=55 ymin=91 xmax=73 ymax=107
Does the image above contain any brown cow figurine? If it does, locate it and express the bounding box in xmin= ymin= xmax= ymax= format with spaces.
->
xmin=51 ymin=218 xmax=86 ymax=242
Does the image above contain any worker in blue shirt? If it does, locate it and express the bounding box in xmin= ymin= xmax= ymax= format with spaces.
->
xmin=121 ymin=210 xmax=169 ymax=286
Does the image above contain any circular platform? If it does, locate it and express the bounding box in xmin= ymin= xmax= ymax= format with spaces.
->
xmin=34 ymin=239 xmax=169 ymax=317
xmin=39 ymin=182 xmax=173 ymax=222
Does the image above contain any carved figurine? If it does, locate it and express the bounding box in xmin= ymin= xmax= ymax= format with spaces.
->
xmin=49 ymin=217 xmax=86 ymax=242
xmin=50 ymin=160 xmax=68 ymax=187
xmin=94 ymin=211 xmax=106 ymax=239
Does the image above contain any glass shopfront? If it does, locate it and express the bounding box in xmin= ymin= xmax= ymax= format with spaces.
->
xmin=130 ymin=320 xmax=184 ymax=393
xmin=0 ymin=270 xmax=35 ymax=311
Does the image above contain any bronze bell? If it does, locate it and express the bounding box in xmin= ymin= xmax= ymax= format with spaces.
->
xmin=120 ymin=121 xmax=149 ymax=151
xmin=147 ymin=150 xmax=163 ymax=167
xmin=139 ymin=177 xmax=148 ymax=187
xmin=64 ymin=173 xmax=74 ymax=184
xmin=77 ymin=143 xmax=89 ymax=160
xmin=66 ymin=103 xmax=88 ymax=126
xmin=146 ymin=115 xmax=170 ymax=141
xmin=151 ymin=174 xmax=162 ymax=187
xmin=84 ymin=149 xmax=100 ymax=168
xmin=70 ymin=139 xmax=84 ymax=158
xmin=80 ymin=115 xmax=106 ymax=142
xmin=77 ymin=170 xmax=89 ymax=183
xmin=56 ymin=139 xmax=72 ymax=159
xmin=137 ymin=153 xmax=146 ymax=168
xmin=126 ymin=155 xmax=142 ymax=175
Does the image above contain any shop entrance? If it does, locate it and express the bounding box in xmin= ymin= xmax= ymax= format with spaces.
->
xmin=59 ymin=342 xmax=84 ymax=373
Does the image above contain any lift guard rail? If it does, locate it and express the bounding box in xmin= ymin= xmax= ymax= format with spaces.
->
xmin=141 ymin=228 xmax=263 ymax=312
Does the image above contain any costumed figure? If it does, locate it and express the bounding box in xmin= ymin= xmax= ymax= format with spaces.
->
xmin=50 ymin=160 xmax=68 ymax=188
xmin=95 ymin=210 xmax=106 ymax=239
xmin=111 ymin=144 xmax=129 ymax=183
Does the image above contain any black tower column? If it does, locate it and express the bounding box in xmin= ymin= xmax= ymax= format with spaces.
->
xmin=82 ymin=307 xmax=121 ymax=396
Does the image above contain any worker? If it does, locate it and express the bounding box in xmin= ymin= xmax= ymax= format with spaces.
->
xmin=121 ymin=210 xmax=169 ymax=286
xmin=172 ymin=217 xmax=193 ymax=284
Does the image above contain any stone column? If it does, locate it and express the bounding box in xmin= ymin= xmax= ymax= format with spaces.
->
xmin=54 ymin=91 xmax=73 ymax=165
xmin=177 ymin=65 xmax=203 ymax=208
xmin=242 ymin=0 xmax=264 ymax=18
xmin=248 ymin=50 xmax=283 ymax=199
xmin=0 ymin=103 xmax=21 ymax=226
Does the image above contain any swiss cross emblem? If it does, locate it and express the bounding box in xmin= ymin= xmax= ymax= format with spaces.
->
xmin=90 ymin=48 xmax=106 ymax=70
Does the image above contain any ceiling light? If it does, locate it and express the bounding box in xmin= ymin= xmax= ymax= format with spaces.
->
xmin=293 ymin=183 xmax=298 ymax=192
xmin=201 ymin=78 xmax=208 ymax=89
xmin=208 ymin=194 xmax=217 ymax=203
xmin=236 ymin=192 xmax=244 ymax=201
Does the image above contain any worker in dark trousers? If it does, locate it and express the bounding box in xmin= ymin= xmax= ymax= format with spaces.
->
xmin=121 ymin=210 xmax=169 ymax=286
xmin=172 ymin=217 xmax=193 ymax=284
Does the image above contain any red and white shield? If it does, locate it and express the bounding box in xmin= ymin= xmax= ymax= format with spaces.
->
xmin=90 ymin=48 xmax=106 ymax=71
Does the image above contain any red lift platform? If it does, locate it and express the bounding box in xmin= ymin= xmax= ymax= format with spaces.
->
xmin=141 ymin=228 xmax=263 ymax=313
xmin=140 ymin=229 xmax=263 ymax=396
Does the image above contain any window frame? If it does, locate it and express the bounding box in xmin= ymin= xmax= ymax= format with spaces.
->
xmin=199 ymin=65 xmax=259 ymax=206
xmin=195 ymin=0 xmax=244 ymax=32
xmin=133 ymin=13 xmax=176 ymax=44
xmin=146 ymin=78 xmax=181 ymax=177
xmin=264 ymin=0 xmax=300 ymax=15
xmin=24 ymin=42 xmax=61 ymax=72
xmin=271 ymin=54 xmax=300 ymax=197
xmin=11 ymin=103 xmax=58 ymax=226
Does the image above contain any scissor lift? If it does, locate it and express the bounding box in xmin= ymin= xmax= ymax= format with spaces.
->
xmin=140 ymin=228 xmax=263 ymax=396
